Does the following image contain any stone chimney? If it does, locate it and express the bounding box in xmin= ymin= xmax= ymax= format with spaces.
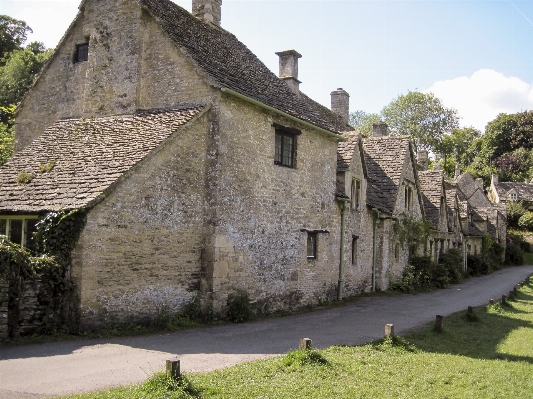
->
xmin=454 ymin=165 xmax=460 ymax=179
xmin=275 ymin=50 xmax=302 ymax=95
xmin=491 ymin=174 xmax=499 ymax=185
xmin=417 ymin=150 xmax=429 ymax=171
xmin=475 ymin=178 xmax=484 ymax=191
xmin=372 ymin=122 xmax=388 ymax=137
xmin=330 ymin=88 xmax=350 ymax=125
xmin=192 ymin=0 xmax=222 ymax=26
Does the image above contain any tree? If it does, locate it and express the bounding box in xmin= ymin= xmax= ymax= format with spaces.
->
xmin=0 ymin=15 xmax=32 ymax=61
xmin=435 ymin=127 xmax=481 ymax=176
xmin=349 ymin=110 xmax=382 ymax=137
xmin=0 ymin=46 xmax=52 ymax=106
xmin=0 ymin=105 xmax=14 ymax=166
xmin=381 ymin=91 xmax=459 ymax=152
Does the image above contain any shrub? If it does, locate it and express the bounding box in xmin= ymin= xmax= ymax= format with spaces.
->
xmin=505 ymin=243 xmax=524 ymax=265
xmin=518 ymin=212 xmax=533 ymax=231
xmin=438 ymin=248 xmax=463 ymax=284
xmin=429 ymin=262 xmax=450 ymax=288
xmin=507 ymin=200 xmax=526 ymax=228
xmin=467 ymin=254 xmax=484 ymax=276
xmin=226 ymin=293 xmax=253 ymax=323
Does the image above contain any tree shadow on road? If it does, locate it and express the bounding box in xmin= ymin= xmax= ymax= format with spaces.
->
xmin=405 ymin=286 xmax=533 ymax=364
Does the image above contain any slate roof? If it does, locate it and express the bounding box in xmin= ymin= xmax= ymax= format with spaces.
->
xmin=0 ymin=106 xmax=204 ymax=212
xmin=418 ymin=170 xmax=444 ymax=229
xmin=362 ymin=135 xmax=411 ymax=214
xmin=493 ymin=181 xmax=533 ymax=202
xmin=140 ymin=0 xmax=350 ymax=134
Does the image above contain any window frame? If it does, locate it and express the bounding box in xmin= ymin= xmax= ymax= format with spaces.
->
xmin=404 ymin=186 xmax=413 ymax=211
xmin=351 ymin=178 xmax=361 ymax=211
xmin=74 ymin=42 xmax=89 ymax=63
xmin=307 ymin=232 xmax=317 ymax=259
xmin=274 ymin=125 xmax=300 ymax=168
xmin=0 ymin=215 xmax=40 ymax=250
xmin=351 ymin=235 xmax=358 ymax=265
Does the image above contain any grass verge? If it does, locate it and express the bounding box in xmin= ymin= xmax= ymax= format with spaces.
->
xmin=57 ymin=279 xmax=533 ymax=399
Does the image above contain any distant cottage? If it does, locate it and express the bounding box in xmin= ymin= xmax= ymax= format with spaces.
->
xmin=0 ymin=0 xmax=506 ymax=333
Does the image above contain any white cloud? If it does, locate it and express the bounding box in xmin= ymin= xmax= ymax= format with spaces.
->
xmin=425 ymin=69 xmax=533 ymax=132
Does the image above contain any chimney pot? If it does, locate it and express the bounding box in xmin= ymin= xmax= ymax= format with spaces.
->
xmin=372 ymin=122 xmax=388 ymax=137
xmin=330 ymin=88 xmax=350 ymax=125
xmin=276 ymin=50 xmax=302 ymax=95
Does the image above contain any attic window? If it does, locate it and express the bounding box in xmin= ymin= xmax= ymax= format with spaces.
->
xmin=74 ymin=42 xmax=89 ymax=63
xmin=351 ymin=179 xmax=361 ymax=211
xmin=509 ymin=192 xmax=518 ymax=201
xmin=274 ymin=125 xmax=300 ymax=168
xmin=404 ymin=186 xmax=413 ymax=211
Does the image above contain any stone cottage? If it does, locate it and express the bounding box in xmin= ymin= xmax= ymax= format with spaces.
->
xmin=0 ymin=0 xmax=362 ymax=329
xmin=489 ymin=174 xmax=533 ymax=210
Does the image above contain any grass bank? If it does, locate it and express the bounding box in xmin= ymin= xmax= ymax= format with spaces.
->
xmin=58 ymin=279 xmax=533 ymax=399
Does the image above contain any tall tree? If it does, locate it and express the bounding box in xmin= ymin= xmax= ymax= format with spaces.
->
xmin=0 ymin=46 xmax=52 ymax=107
xmin=435 ymin=127 xmax=481 ymax=176
xmin=0 ymin=16 xmax=32 ymax=61
xmin=381 ymin=91 xmax=459 ymax=152
xmin=349 ymin=110 xmax=381 ymax=137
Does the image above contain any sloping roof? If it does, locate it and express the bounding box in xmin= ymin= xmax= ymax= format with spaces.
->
xmin=418 ymin=170 xmax=444 ymax=229
xmin=493 ymin=181 xmax=533 ymax=202
xmin=362 ymin=135 xmax=411 ymax=214
xmin=0 ymin=106 xmax=204 ymax=212
xmin=337 ymin=131 xmax=360 ymax=171
xmin=140 ymin=0 xmax=350 ymax=135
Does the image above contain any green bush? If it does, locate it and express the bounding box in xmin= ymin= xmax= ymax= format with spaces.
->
xmin=518 ymin=212 xmax=533 ymax=230
xmin=429 ymin=262 xmax=450 ymax=288
xmin=438 ymin=248 xmax=464 ymax=284
xmin=467 ymin=254 xmax=484 ymax=276
xmin=507 ymin=201 xmax=526 ymax=228
xmin=505 ymin=243 xmax=524 ymax=265
xmin=226 ymin=293 xmax=253 ymax=323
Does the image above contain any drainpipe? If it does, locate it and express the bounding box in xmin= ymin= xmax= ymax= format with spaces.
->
xmin=372 ymin=208 xmax=381 ymax=292
xmin=337 ymin=198 xmax=350 ymax=301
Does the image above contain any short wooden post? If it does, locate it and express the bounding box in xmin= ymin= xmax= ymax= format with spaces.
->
xmin=299 ymin=338 xmax=312 ymax=350
xmin=489 ymin=299 xmax=494 ymax=305
xmin=385 ymin=324 xmax=394 ymax=338
xmin=435 ymin=315 xmax=443 ymax=331
xmin=502 ymin=294 xmax=506 ymax=304
xmin=467 ymin=306 xmax=473 ymax=315
xmin=166 ymin=358 xmax=181 ymax=380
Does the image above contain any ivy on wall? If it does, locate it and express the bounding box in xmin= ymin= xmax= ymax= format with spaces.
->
xmin=0 ymin=208 xmax=87 ymax=336
xmin=392 ymin=213 xmax=433 ymax=256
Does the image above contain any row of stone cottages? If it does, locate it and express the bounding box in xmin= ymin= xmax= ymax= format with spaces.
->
xmin=0 ymin=0 xmax=505 ymax=333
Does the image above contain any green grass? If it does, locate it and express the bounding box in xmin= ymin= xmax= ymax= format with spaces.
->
xmin=57 ymin=279 xmax=533 ymax=399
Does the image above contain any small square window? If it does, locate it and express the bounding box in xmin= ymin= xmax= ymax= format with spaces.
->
xmin=75 ymin=43 xmax=89 ymax=63
xmin=307 ymin=233 xmax=317 ymax=259
xmin=274 ymin=126 xmax=299 ymax=168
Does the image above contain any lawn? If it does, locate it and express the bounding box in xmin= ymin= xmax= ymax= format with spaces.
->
xmin=59 ymin=279 xmax=533 ymax=399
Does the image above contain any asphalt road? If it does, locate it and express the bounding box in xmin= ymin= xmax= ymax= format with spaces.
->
xmin=1 ymin=265 xmax=532 ymax=399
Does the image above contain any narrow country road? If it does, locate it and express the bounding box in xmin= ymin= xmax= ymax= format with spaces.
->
xmin=1 ymin=265 xmax=532 ymax=399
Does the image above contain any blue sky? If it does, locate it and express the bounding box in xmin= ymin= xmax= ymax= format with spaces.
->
xmin=2 ymin=0 xmax=533 ymax=131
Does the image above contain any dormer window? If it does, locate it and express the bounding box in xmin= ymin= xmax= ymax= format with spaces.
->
xmin=74 ymin=42 xmax=89 ymax=63
xmin=509 ymin=192 xmax=518 ymax=201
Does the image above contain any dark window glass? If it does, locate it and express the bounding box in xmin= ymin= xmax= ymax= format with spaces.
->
xmin=0 ymin=220 xmax=6 ymax=237
xmin=307 ymin=233 xmax=317 ymax=259
xmin=352 ymin=237 xmax=358 ymax=265
xmin=10 ymin=220 xmax=23 ymax=246
xmin=274 ymin=129 xmax=295 ymax=168
xmin=75 ymin=43 xmax=89 ymax=63
xmin=26 ymin=219 xmax=39 ymax=252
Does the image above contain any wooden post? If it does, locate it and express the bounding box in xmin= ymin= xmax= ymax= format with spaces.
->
xmin=489 ymin=299 xmax=494 ymax=305
xmin=435 ymin=315 xmax=443 ymax=331
xmin=467 ymin=306 xmax=473 ymax=314
xmin=299 ymin=338 xmax=312 ymax=350
xmin=502 ymin=294 xmax=506 ymax=304
xmin=385 ymin=324 xmax=394 ymax=338
xmin=166 ymin=359 xmax=180 ymax=380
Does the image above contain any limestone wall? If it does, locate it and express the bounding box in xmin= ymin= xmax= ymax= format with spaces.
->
xmin=205 ymin=96 xmax=342 ymax=312
xmin=71 ymin=114 xmax=209 ymax=327
xmin=14 ymin=0 xmax=215 ymax=152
